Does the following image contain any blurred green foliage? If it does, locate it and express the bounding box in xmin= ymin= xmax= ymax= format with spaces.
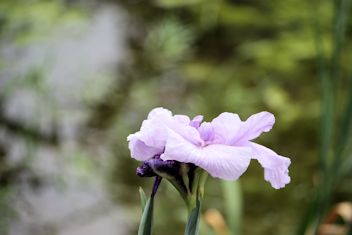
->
xmin=0 ymin=0 xmax=84 ymax=44
xmin=0 ymin=186 xmax=15 ymax=234
xmin=0 ymin=1 xmax=87 ymax=235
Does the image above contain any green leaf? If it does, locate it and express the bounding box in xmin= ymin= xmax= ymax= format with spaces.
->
xmin=139 ymin=187 xmax=147 ymax=211
xmin=154 ymin=0 xmax=201 ymax=8
xmin=222 ymin=181 xmax=242 ymax=235
xmin=185 ymin=199 xmax=202 ymax=235
xmin=138 ymin=196 xmax=154 ymax=235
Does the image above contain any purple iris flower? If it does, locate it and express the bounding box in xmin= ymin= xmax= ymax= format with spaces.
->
xmin=127 ymin=107 xmax=291 ymax=189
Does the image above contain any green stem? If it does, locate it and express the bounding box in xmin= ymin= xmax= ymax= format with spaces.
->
xmin=184 ymin=170 xmax=207 ymax=235
xmin=185 ymin=169 xmax=208 ymax=228
xmin=186 ymin=169 xmax=208 ymax=212
xmin=197 ymin=170 xmax=208 ymax=199
xmin=185 ymin=198 xmax=202 ymax=235
xmin=187 ymin=195 xmax=197 ymax=215
xmin=169 ymin=179 xmax=188 ymax=203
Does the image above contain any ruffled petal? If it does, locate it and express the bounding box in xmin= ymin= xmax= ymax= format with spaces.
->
xmin=127 ymin=134 xmax=162 ymax=161
xmin=249 ymin=142 xmax=291 ymax=189
xmin=190 ymin=115 xmax=203 ymax=128
xmin=198 ymin=122 xmax=215 ymax=142
xmin=147 ymin=107 xmax=172 ymax=119
xmin=232 ymin=112 xmax=275 ymax=144
xmin=138 ymin=118 xmax=169 ymax=149
xmin=137 ymin=108 xmax=174 ymax=149
xmin=174 ymin=115 xmax=191 ymax=124
xmin=162 ymin=129 xmax=252 ymax=180
xmin=169 ymin=119 xmax=203 ymax=146
xmin=141 ymin=107 xmax=203 ymax=148
xmin=130 ymin=107 xmax=202 ymax=157
xmin=211 ymin=112 xmax=242 ymax=144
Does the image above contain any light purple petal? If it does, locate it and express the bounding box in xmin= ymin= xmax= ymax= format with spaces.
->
xmin=190 ymin=115 xmax=203 ymax=128
xmin=174 ymin=115 xmax=191 ymax=124
xmin=211 ymin=112 xmax=242 ymax=144
xmin=232 ymin=112 xmax=275 ymax=144
xmin=138 ymin=119 xmax=169 ymax=149
xmin=168 ymin=120 xmax=203 ymax=146
xmin=138 ymin=107 xmax=174 ymax=149
xmin=249 ymin=142 xmax=291 ymax=189
xmin=127 ymin=134 xmax=162 ymax=161
xmin=162 ymin=129 xmax=252 ymax=180
xmin=198 ymin=122 xmax=215 ymax=142
xmin=133 ymin=107 xmax=202 ymax=152
xmin=147 ymin=107 xmax=172 ymax=119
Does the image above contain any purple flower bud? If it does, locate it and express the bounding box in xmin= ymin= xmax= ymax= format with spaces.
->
xmin=136 ymin=161 xmax=156 ymax=177
xmin=136 ymin=156 xmax=197 ymax=195
xmin=136 ymin=156 xmax=182 ymax=178
xmin=149 ymin=159 xmax=180 ymax=177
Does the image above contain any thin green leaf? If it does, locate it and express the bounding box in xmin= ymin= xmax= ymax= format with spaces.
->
xmin=185 ymin=199 xmax=202 ymax=235
xmin=222 ymin=181 xmax=242 ymax=235
xmin=335 ymin=79 xmax=352 ymax=169
xmin=138 ymin=196 xmax=154 ymax=235
xmin=139 ymin=187 xmax=147 ymax=211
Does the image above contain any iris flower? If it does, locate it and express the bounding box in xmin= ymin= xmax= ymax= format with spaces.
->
xmin=128 ymin=107 xmax=290 ymax=189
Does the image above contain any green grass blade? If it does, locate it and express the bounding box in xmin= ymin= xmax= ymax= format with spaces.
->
xmin=335 ymin=79 xmax=352 ymax=168
xmin=138 ymin=196 xmax=154 ymax=235
xmin=310 ymin=0 xmax=332 ymax=174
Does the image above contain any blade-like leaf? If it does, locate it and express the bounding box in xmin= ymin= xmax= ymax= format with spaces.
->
xmin=185 ymin=199 xmax=202 ymax=235
xmin=138 ymin=196 xmax=154 ymax=235
xmin=139 ymin=187 xmax=147 ymax=211
xmin=222 ymin=181 xmax=242 ymax=235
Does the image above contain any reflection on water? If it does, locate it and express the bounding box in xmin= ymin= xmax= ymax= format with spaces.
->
xmin=0 ymin=4 xmax=132 ymax=235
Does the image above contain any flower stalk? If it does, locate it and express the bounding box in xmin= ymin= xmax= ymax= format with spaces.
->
xmin=185 ymin=169 xmax=208 ymax=213
xmin=182 ymin=169 xmax=208 ymax=235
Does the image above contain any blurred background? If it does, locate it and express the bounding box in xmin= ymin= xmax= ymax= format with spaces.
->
xmin=0 ymin=0 xmax=351 ymax=235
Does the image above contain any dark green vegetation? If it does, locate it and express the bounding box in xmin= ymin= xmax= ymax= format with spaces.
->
xmin=1 ymin=0 xmax=352 ymax=235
